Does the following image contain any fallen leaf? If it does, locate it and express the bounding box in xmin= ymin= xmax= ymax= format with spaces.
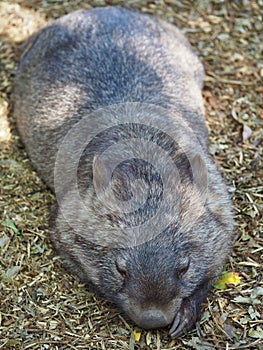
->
xmin=224 ymin=323 xmax=237 ymax=339
xmin=233 ymin=296 xmax=261 ymax=305
xmin=182 ymin=337 xmax=214 ymax=350
xmin=251 ymin=287 xmax=263 ymax=299
xmin=214 ymin=272 xmax=241 ymax=290
xmin=6 ymin=340 xmax=21 ymax=347
xmin=133 ymin=329 xmax=141 ymax=342
xmin=3 ymin=219 xmax=20 ymax=235
xmin=209 ymin=98 xmax=216 ymax=108
xmin=0 ymin=234 xmax=9 ymax=248
xmin=248 ymin=305 xmax=261 ymax=320
xmin=248 ymin=327 xmax=263 ymax=339
xmin=242 ymin=124 xmax=252 ymax=141
xmin=4 ymin=266 xmax=20 ymax=278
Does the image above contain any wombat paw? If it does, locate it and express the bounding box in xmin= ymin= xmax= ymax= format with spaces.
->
xmin=169 ymin=299 xmax=197 ymax=338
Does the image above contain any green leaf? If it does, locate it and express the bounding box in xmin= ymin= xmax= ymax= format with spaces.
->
xmin=248 ymin=327 xmax=263 ymax=339
xmin=214 ymin=272 xmax=241 ymax=290
xmin=3 ymin=219 xmax=23 ymax=238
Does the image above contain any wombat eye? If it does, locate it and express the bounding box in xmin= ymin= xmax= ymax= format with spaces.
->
xmin=177 ymin=258 xmax=190 ymax=279
xmin=115 ymin=257 xmax=128 ymax=279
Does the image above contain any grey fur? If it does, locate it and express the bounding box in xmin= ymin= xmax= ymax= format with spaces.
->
xmin=13 ymin=7 xmax=234 ymax=337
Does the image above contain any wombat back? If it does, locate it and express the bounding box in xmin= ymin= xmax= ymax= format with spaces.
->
xmin=14 ymin=6 xmax=206 ymax=189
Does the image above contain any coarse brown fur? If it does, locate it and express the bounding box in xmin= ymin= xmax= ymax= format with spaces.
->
xmin=13 ymin=6 xmax=234 ymax=337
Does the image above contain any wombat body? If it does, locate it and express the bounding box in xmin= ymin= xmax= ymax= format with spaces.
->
xmin=14 ymin=7 xmax=234 ymax=337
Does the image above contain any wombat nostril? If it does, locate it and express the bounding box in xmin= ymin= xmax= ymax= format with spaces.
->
xmin=139 ymin=310 xmax=168 ymax=329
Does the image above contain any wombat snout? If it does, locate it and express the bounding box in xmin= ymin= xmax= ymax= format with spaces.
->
xmin=139 ymin=310 xmax=168 ymax=329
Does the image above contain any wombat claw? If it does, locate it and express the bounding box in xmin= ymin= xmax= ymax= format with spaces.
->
xmin=169 ymin=300 xmax=196 ymax=338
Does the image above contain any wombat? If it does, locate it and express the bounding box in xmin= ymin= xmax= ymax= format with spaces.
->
xmin=13 ymin=6 xmax=234 ymax=337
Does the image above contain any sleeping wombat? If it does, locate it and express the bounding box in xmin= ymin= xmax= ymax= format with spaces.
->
xmin=14 ymin=6 xmax=234 ymax=337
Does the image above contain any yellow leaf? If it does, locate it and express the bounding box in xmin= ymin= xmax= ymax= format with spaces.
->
xmin=133 ymin=329 xmax=141 ymax=342
xmin=214 ymin=272 xmax=241 ymax=290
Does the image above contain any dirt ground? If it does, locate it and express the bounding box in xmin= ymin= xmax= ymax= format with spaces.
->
xmin=0 ymin=1 xmax=262 ymax=349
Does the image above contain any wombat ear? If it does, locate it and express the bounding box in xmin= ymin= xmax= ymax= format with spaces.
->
xmin=177 ymin=257 xmax=190 ymax=279
xmin=190 ymin=154 xmax=208 ymax=198
xmin=115 ymin=256 xmax=128 ymax=278
xmin=93 ymin=154 xmax=111 ymax=192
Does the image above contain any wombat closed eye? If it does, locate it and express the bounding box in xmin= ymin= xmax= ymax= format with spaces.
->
xmin=13 ymin=6 xmax=234 ymax=337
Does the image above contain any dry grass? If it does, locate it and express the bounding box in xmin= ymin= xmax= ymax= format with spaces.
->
xmin=0 ymin=1 xmax=262 ymax=349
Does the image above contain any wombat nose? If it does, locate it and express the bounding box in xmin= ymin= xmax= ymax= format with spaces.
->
xmin=139 ymin=309 xmax=168 ymax=329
